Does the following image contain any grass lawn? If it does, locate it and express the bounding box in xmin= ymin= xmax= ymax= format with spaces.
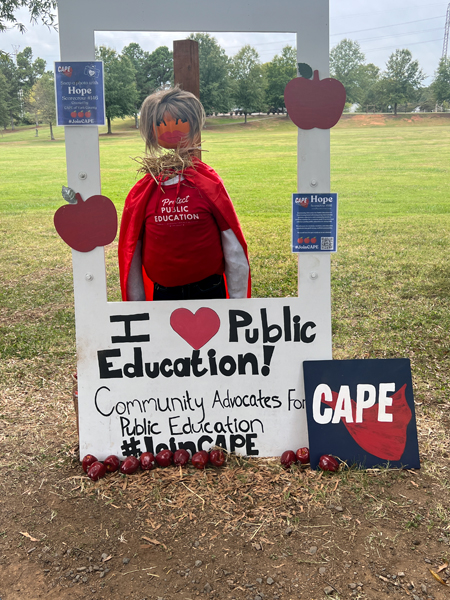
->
xmin=0 ymin=114 xmax=449 ymax=410
xmin=1 ymin=114 xmax=450 ymax=600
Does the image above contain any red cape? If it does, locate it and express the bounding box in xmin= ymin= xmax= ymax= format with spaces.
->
xmin=119 ymin=158 xmax=251 ymax=300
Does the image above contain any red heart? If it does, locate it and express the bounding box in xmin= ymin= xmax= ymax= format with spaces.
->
xmin=170 ymin=308 xmax=220 ymax=350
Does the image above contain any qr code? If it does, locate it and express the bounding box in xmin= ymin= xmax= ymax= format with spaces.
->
xmin=321 ymin=237 xmax=334 ymax=250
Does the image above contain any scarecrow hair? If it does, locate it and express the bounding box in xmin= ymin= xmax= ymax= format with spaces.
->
xmin=140 ymin=86 xmax=205 ymax=155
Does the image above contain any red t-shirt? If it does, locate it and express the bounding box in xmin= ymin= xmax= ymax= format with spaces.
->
xmin=142 ymin=179 xmax=229 ymax=287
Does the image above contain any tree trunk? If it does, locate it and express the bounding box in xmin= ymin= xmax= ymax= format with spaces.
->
xmin=10 ymin=115 xmax=15 ymax=130
xmin=394 ymin=102 xmax=398 ymax=115
xmin=35 ymin=118 xmax=39 ymax=137
xmin=244 ymin=112 xmax=247 ymax=124
xmin=107 ymin=116 xmax=112 ymax=134
xmin=134 ymin=113 xmax=139 ymax=129
xmin=50 ymin=121 xmax=55 ymax=141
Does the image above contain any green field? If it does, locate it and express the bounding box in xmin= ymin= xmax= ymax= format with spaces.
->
xmin=1 ymin=114 xmax=449 ymax=407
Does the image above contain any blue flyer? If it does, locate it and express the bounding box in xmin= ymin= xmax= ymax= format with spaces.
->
xmin=54 ymin=61 xmax=105 ymax=126
xmin=292 ymin=193 xmax=338 ymax=253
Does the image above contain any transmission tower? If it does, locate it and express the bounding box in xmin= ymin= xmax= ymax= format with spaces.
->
xmin=443 ymin=3 xmax=450 ymax=59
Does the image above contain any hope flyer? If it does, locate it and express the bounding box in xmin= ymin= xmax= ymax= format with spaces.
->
xmin=54 ymin=61 xmax=105 ymax=126
xmin=292 ymin=193 xmax=338 ymax=253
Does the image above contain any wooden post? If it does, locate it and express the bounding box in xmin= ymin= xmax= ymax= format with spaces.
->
xmin=173 ymin=39 xmax=201 ymax=159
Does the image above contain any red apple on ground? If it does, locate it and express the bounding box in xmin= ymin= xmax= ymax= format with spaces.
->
xmin=209 ymin=449 xmax=225 ymax=467
xmin=296 ymin=447 xmax=310 ymax=465
xmin=280 ymin=450 xmax=297 ymax=468
xmin=104 ymin=455 xmax=120 ymax=473
xmin=173 ymin=449 xmax=190 ymax=466
xmin=87 ymin=461 xmax=106 ymax=481
xmin=82 ymin=454 xmax=98 ymax=473
xmin=140 ymin=452 xmax=156 ymax=470
xmin=155 ymin=449 xmax=173 ymax=467
xmin=319 ymin=455 xmax=339 ymax=472
xmin=54 ymin=189 xmax=117 ymax=252
xmin=192 ymin=451 xmax=209 ymax=470
xmin=284 ymin=69 xmax=346 ymax=130
xmin=120 ymin=456 xmax=140 ymax=475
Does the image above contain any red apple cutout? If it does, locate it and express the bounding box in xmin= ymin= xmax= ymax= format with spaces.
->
xmin=70 ymin=111 xmax=77 ymax=118
xmin=284 ymin=66 xmax=346 ymax=130
xmin=54 ymin=187 xmax=117 ymax=252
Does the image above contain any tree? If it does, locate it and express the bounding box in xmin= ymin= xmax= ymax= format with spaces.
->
xmin=330 ymin=39 xmax=365 ymax=104
xmin=0 ymin=53 xmax=21 ymax=128
xmin=144 ymin=46 xmax=173 ymax=93
xmin=357 ymin=63 xmax=381 ymax=111
xmin=0 ymin=0 xmax=56 ymax=32
xmin=0 ymin=70 xmax=9 ymax=128
xmin=28 ymin=71 xmax=56 ymax=139
xmin=122 ymin=42 xmax=152 ymax=127
xmin=188 ymin=33 xmax=231 ymax=114
xmin=382 ymin=49 xmax=425 ymax=115
xmin=418 ymin=86 xmax=437 ymax=112
xmin=16 ymin=46 xmax=46 ymax=112
xmin=264 ymin=45 xmax=296 ymax=114
xmin=230 ymin=45 xmax=265 ymax=123
xmin=95 ymin=45 xmax=138 ymax=134
xmin=432 ymin=57 xmax=450 ymax=107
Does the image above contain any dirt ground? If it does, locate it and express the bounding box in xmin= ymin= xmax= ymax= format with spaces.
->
xmin=1 ymin=365 xmax=450 ymax=600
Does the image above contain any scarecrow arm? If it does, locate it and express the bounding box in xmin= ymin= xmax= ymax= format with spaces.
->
xmin=127 ymin=240 xmax=146 ymax=301
xmin=221 ymin=229 xmax=249 ymax=299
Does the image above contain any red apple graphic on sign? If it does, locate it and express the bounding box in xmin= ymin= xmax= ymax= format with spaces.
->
xmin=311 ymin=237 xmax=317 ymax=244
xmin=78 ymin=111 xmax=84 ymax=118
xmin=85 ymin=111 xmax=91 ymax=118
xmin=284 ymin=63 xmax=346 ymax=130
xmin=70 ymin=111 xmax=77 ymax=118
xmin=54 ymin=187 xmax=117 ymax=252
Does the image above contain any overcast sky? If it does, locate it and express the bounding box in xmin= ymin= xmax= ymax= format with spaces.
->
xmin=1 ymin=1 xmax=448 ymax=85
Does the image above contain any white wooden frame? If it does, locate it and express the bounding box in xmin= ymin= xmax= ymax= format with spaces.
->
xmin=57 ymin=0 xmax=332 ymax=459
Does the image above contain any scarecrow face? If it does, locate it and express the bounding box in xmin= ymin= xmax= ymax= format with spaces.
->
xmin=156 ymin=112 xmax=191 ymax=149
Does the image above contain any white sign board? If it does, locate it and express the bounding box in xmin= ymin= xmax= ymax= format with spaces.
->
xmin=78 ymin=297 xmax=331 ymax=459
xmin=57 ymin=0 xmax=332 ymax=458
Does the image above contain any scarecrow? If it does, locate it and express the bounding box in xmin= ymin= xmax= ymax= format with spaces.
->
xmin=119 ymin=87 xmax=250 ymax=301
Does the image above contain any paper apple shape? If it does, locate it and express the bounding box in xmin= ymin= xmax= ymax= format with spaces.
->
xmin=284 ymin=66 xmax=346 ymax=130
xmin=54 ymin=186 xmax=117 ymax=252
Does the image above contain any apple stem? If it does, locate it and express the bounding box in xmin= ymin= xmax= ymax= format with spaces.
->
xmin=75 ymin=193 xmax=83 ymax=204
